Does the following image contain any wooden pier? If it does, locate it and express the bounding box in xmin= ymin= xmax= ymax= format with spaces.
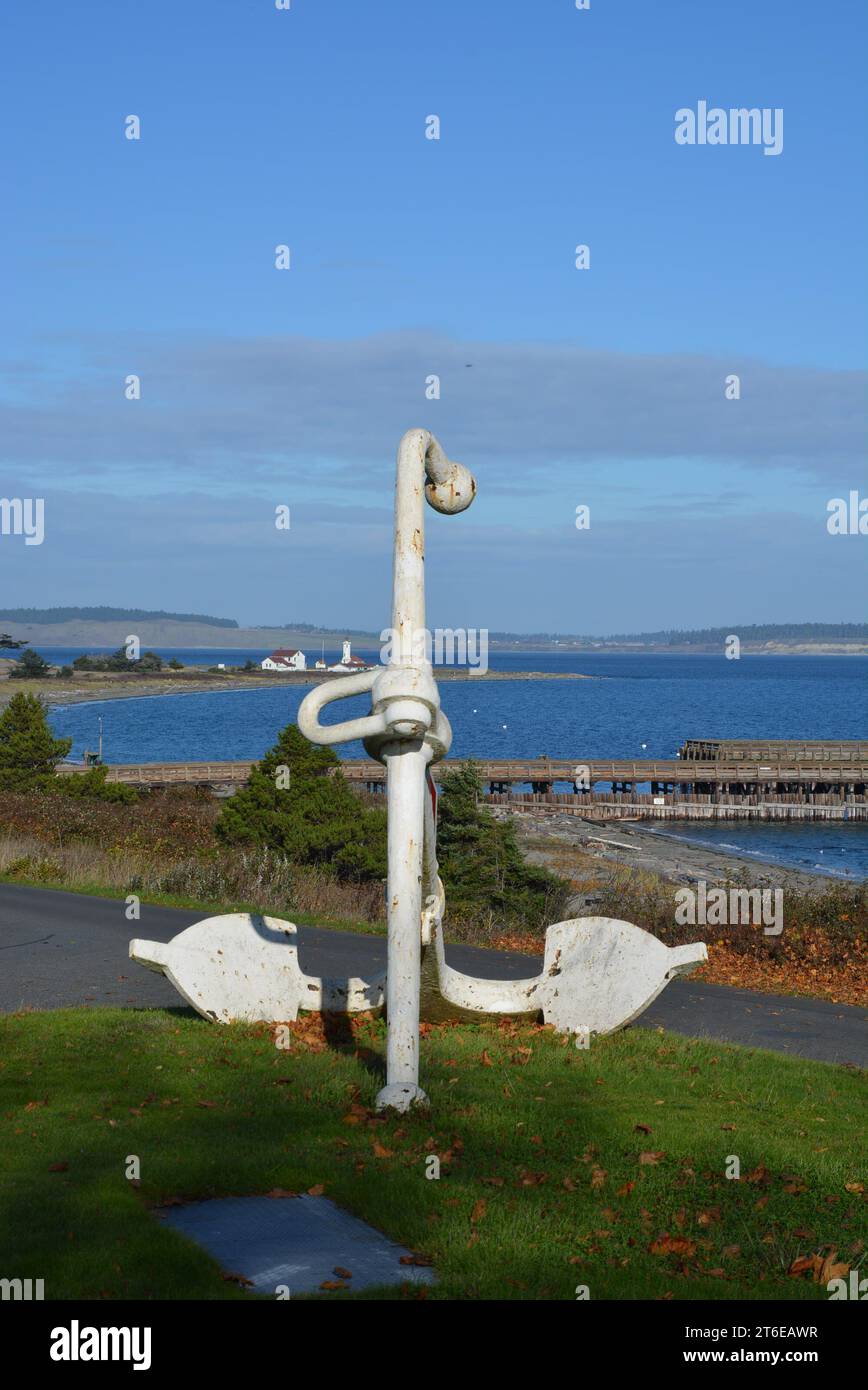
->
xmin=59 ymin=740 xmax=868 ymax=819
xmin=678 ymin=739 xmax=868 ymax=763
xmin=336 ymin=758 xmax=868 ymax=795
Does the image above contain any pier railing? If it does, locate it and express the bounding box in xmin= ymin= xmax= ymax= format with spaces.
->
xmin=58 ymin=756 xmax=868 ymax=792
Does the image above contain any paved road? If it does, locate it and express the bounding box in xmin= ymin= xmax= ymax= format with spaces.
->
xmin=0 ymin=883 xmax=865 ymax=1066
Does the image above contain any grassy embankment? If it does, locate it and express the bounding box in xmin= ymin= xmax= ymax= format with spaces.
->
xmin=0 ymin=786 xmax=384 ymax=931
xmin=1 ymin=1007 xmax=864 ymax=1301
xmin=510 ymin=830 xmax=867 ymax=1008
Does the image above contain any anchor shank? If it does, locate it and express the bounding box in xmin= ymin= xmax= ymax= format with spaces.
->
xmin=392 ymin=431 xmax=429 ymax=656
xmin=380 ymin=739 xmax=428 ymax=1111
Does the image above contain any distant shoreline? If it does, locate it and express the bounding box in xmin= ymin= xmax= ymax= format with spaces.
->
xmin=1 ymin=616 xmax=866 ymax=659
xmin=1 ymin=667 xmax=595 ymax=710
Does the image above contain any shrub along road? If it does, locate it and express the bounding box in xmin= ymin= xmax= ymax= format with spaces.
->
xmin=0 ymin=881 xmax=865 ymax=1066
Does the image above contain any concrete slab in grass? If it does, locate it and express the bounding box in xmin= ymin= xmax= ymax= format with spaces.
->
xmin=156 ymin=1194 xmax=435 ymax=1295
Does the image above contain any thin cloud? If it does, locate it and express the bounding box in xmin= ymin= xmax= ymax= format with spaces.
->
xmin=0 ymin=331 xmax=864 ymax=489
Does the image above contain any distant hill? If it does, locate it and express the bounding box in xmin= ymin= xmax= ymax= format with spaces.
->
xmin=489 ymin=623 xmax=868 ymax=648
xmin=0 ymin=607 xmax=238 ymax=628
xmin=0 ymin=614 xmax=863 ymax=654
xmin=269 ymin=621 xmax=380 ymax=637
xmin=0 ymin=619 xmax=374 ymax=650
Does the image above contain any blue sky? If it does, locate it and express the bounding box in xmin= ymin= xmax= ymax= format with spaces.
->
xmin=1 ymin=0 xmax=865 ymax=633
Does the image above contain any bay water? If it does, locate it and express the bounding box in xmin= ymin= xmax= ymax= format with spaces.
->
xmin=42 ymin=650 xmax=868 ymax=881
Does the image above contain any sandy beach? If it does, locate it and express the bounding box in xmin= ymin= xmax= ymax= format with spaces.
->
xmin=507 ymin=807 xmax=837 ymax=893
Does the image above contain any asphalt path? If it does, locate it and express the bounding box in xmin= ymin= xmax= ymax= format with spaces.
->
xmin=0 ymin=883 xmax=864 ymax=1066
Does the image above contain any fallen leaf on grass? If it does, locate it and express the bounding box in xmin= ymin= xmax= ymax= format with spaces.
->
xmin=400 ymin=1253 xmax=433 ymax=1267
xmin=844 ymin=1181 xmax=865 ymax=1195
xmin=590 ymin=1166 xmax=607 ymax=1189
xmin=470 ymin=1199 xmax=487 ymax=1225
xmin=266 ymin=1188 xmax=299 ymax=1199
xmin=48 ymin=1162 xmax=69 ymax=1172
xmin=634 ymin=1124 xmax=652 ymax=1135
xmin=649 ymin=1236 xmax=697 ymax=1258
xmin=819 ymin=1251 xmax=850 ymax=1284
xmin=788 ymin=1251 xmax=850 ymax=1285
xmin=639 ymin=1152 xmax=665 ymax=1166
xmin=307 ymin=1184 xmax=325 ymax=1197
xmin=746 ymin=1165 xmax=770 ymax=1185
xmin=372 ymin=1141 xmax=394 ymax=1159
xmin=697 ymin=1208 xmax=721 ymax=1227
xmin=221 ymin=1271 xmax=253 ymax=1286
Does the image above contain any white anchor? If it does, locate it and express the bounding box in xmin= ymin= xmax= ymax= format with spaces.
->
xmin=130 ymin=429 xmax=706 ymax=1113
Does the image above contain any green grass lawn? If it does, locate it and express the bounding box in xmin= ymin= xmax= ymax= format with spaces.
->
xmin=0 ymin=1007 xmax=864 ymax=1300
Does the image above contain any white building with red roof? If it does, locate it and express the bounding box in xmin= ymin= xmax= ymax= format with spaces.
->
xmin=261 ymin=648 xmax=307 ymax=672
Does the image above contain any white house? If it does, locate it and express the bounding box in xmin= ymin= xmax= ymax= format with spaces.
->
xmin=328 ymin=639 xmax=374 ymax=673
xmin=261 ymin=648 xmax=307 ymax=672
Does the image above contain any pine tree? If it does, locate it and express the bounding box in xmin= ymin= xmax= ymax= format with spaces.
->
xmin=436 ymin=760 xmax=569 ymax=930
xmin=216 ymin=723 xmax=387 ymax=882
xmin=0 ymin=693 xmax=72 ymax=790
xmin=8 ymin=648 xmax=51 ymax=679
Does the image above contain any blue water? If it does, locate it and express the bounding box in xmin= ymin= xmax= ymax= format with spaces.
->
xmin=44 ymin=651 xmax=868 ymax=880
xmin=640 ymin=821 xmax=867 ymax=883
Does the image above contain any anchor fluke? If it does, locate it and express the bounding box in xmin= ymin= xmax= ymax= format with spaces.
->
xmin=129 ymin=913 xmax=384 ymax=1024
